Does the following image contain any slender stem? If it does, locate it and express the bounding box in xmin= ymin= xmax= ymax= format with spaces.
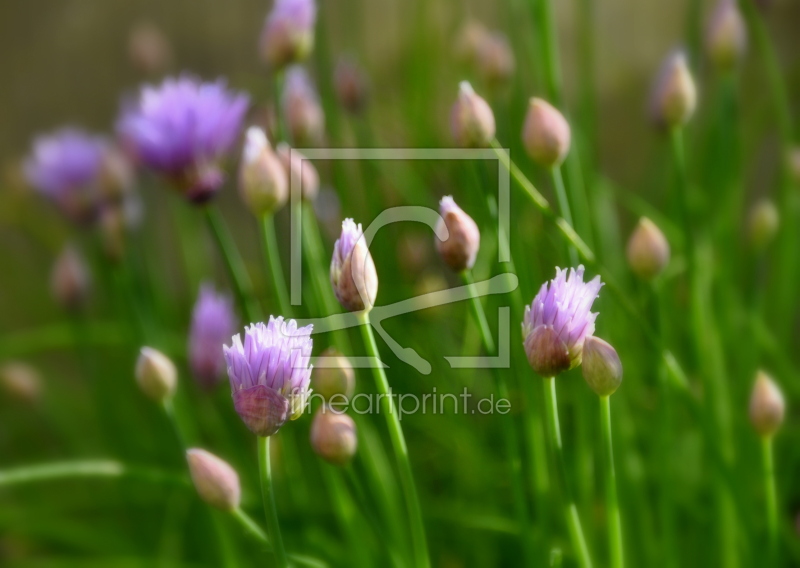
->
xmin=232 ymin=507 xmax=269 ymax=543
xmin=551 ymin=166 xmax=579 ymax=266
xmin=461 ymin=271 xmax=495 ymax=354
xmin=669 ymin=128 xmax=694 ymax=270
xmin=542 ymin=376 xmax=593 ymax=568
xmin=258 ymin=436 xmax=288 ymax=568
xmin=0 ymin=460 xmax=187 ymax=487
xmin=358 ymin=312 xmax=430 ymax=568
xmin=600 ymin=396 xmax=623 ymax=568
xmin=204 ymin=204 xmax=260 ymax=323
xmin=762 ymin=436 xmax=778 ymax=566
xmin=261 ymin=214 xmax=292 ymax=317
xmin=273 ymin=71 xmax=287 ymax=143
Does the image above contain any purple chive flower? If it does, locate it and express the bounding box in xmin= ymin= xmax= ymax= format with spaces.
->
xmin=117 ymin=75 xmax=249 ymax=203
xmin=522 ymin=266 xmax=603 ymax=377
xmin=224 ymin=317 xmax=313 ymax=437
xmin=24 ymin=128 xmax=106 ymax=222
xmin=189 ymin=284 xmax=238 ymax=390
xmin=260 ymin=0 xmax=317 ymax=69
xmin=331 ymin=218 xmax=378 ymax=313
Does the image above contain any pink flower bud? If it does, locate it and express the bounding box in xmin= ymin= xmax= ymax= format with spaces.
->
xmin=312 ymin=347 xmax=355 ymax=401
xmin=626 ymin=217 xmax=670 ymax=281
xmin=450 ymin=82 xmax=496 ymax=148
xmin=128 ymin=21 xmax=173 ymax=75
xmin=276 ymin=143 xmax=319 ymax=202
xmin=334 ymin=57 xmax=369 ymax=115
xmin=522 ymin=98 xmax=571 ymax=168
xmin=749 ymin=371 xmax=785 ymax=437
xmin=435 ymin=196 xmax=480 ymax=272
xmin=239 ymin=127 xmax=288 ymax=217
xmin=475 ymin=32 xmax=515 ymax=87
xmin=51 ymin=245 xmax=90 ymax=311
xmin=705 ymin=0 xmax=747 ymax=71
xmin=582 ymin=336 xmax=623 ymax=396
xmin=0 ymin=362 xmax=42 ymax=404
xmin=748 ymin=199 xmax=779 ymax=251
xmin=186 ymin=449 xmax=241 ymax=511
xmin=135 ymin=347 xmax=177 ymax=402
xmin=259 ymin=0 xmax=317 ymax=69
xmin=282 ymin=66 xmax=324 ymax=146
xmin=331 ymin=219 xmax=378 ymax=313
xmin=649 ymin=50 xmax=697 ymax=129
xmin=310 ymin=408 xmax=358 ymax=465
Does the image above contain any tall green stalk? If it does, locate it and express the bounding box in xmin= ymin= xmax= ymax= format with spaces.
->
xmin=600 ymin=395 xmax=623 ymax=568
xmin=261 ymin=214 xmax=291 ymax=317
xmin=552 ymin=165 xmax=579 ymax=266
xmin=761 ymin=436 xmax=778 ymax=567
xmin=542 ymin=376 xmax=593 ymax=568
xmin=258 ymin=436 xmax=289 ymax=568
xmin=358 ymin=312 xmax=430 ymax=568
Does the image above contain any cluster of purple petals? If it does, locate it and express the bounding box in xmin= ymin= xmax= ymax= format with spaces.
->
xmin=189 ymin=284 xmax=238 ymax=388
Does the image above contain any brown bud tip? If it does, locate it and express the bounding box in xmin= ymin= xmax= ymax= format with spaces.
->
xmin=522 ymin=98 xmax=571 ymax=168
xmin=0 ymin=362 xmax=42 ymax=404
xmin=135 ymin=347 xmax=177 ymax=402
xmin=748 ymin=198 xmax=779 ymax=251
xmin=186 ymin=449 xmax=241 ymax=511
xmin=450 ymin=81 xmax=496 ymax=148
xmin=239 ymin=127 xmax=288 ymax=217
xmin=277 ymin=143 xmax=319 ymax=202
xmin=454 ymin=20 xmax=490 ymax=64
xmin=524 ymin=326 xmax=571 ymax=377
xmin=233 ymin=384 xmax=290 ymax=437
xmin=435 ymin=195 xmax=481 ymax=272
xmin=626 ymin=217 xmax=671 ymax=280
xmin=312 ymin=347 xmax=355 ymax=401
xmin=475 ymin=32 xmax=515 ymax=86
xmin=706 ymin=0 xmax=747 ymax=71
xmin=650 ymin=50 xmax=697 ymax=128
xmin=749 ymin=371 xmax=785 ymax=437
xmin=582 ymin=337 xmax=623 ymax=396
xmin=310 ymin=408 xmax=358 ymax=465
xmin=51 ymin=245 xmax=90 ymax=311
xmin=334 ymin=57 xmax=369 ymax=114
xmin=128 ymin=21 xmax=173 ymax=75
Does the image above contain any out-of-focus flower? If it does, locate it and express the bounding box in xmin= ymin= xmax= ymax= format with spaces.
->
xmin=135 ymin=347 xmax=178 ymax=403
xmin=705 ymin=0 xmax=747 ymax=71
xmin=312 ymin=347 xmax=355 ymax=401
xmin=117 ymin=76 xmax=249 ymax=203
xmin=334 ymin=56 xmax=369 ymax=115
xmin=313 ymin=186 xmax=342 ymax=240
xmin=24 ymin=128 xmax=106 ymax=223
xmin=748 ymin=198 xmax=779 ymax=251
xmin=626 ymin=217 xmax=670 ymax=281
xmin=260 ymin=0 xmax=317 ymax=69
xmin=189 ymin=284 xmax=238 ymax=390
xmin=239 ymin=127 xmax=288 ymax=217
xmin=224 ymin=317 xmax=313 ymax=437
xmin=276 ymin=142 xmax=319 ymax=201
xmin=522 ymin=98 xmax=571 ymax=168
xmin=98 ymin=205 xmax=126 ymax=263
xmin=310 ymin=408 xmax=357 ymax=465
xmin=51 ymin=244 xmax=90 ymax=311
xmin=186 ymin=448 xmax=241 ymax=511
xmin=128 ymin=21 xmax=173 ymax=75
xmin=98 ymin=145 xmax=135 ymax=204
xmin=450 ymin=81 xmax=495 ymax=148
xmin=522 ymin=266 xmax=603 ymax=376
xmin=0 ymin=362 xmax=42 ymax=404
xmin=649 ymin=49 xmax=697 ymax=129
xmin=331 ymin=219 xmax=378 ymax=313
xmin=281 ymin=66 xmax=324 ymax=146
xmin=475 ymin=32 xmax=515 ymax=87
xmin=749 ymin=370 xmax=785 ymax=438
xmin=435 ymin=196 xmax=480 ymax=273
xmin=582 ymin=337 xmax=623 ymax=397
xmin=454 ymin=20 xmax=490 ymax=64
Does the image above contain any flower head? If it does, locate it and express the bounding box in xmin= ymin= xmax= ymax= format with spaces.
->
xmin=310 ymin=408 xmax=358 ymax=465
xmin=626 ymin=217 xmax=670 ymax=281
xmin=281 ymin=66 xmax=324 ymax=146
xmin=331 ymin=219 xmax=378 ymax=313
xmin=582 ymin=336 xmax=623 ymax=396
xmin=189 ymin=284 xmax=238 ymax=390
xmin=334 ymin=56 xmax=369 ymax=114
xmin=522 ymin=98 xmax=571 ymax=168
xmin=705 ymin=0 xmax=746 ymax=71
xmin=238 ymin=127 xmax=288 ymax=216
xmin=51 ymin=244 xmax=91 ymax=311
xmin=186 ymin=448 xmax=241 ymax=511
xmin=523 ymin=266 xmax=603 ymax=376
xmin=435 ymin=196 xmax=480 ymax=272
xmin=260 ymin=0 xmax=317 ymax=69
xmin=749 ymin=370 xmax=785 ymax=437
xmin=450 ymin=81 xmax=495 ymax=148
xmin=24 ymin=128 xmax=107 ymax=222
xmin=136 ymin=347 xmax=178 ymax=402
xmin=224 ymin=317 xmax=313 ymax=436
xmin=649 ymin=49 xmax=697 ymax=128
xmin=117 ymin=75 xmax=249 ymax=202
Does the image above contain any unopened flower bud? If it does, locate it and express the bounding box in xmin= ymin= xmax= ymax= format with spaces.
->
xmin=334 ymin=57 xmax=369 ymax=115
xmin=186 ymin=449 xmax=241 ymax=511
xmin=450 ymin=82 xmax=496 ymax=148
xmin=51 ymin=245 xmax=90 ymax=311
xmin=706 ymin=0 xmax=747 ymax=71
xmin=331 ymin=219 xmax=378 ymax=313
xmin=582 ymin=336 xmax=623 ymax=396
xmin=0 ymin=362 xmax=42 ymax=404
xmin=99 ymin=205 xmax=126 ymax=263
xmin=282 ymin=66 xmax=325 ymax=146
xmin=748 ymin=198 xmax=779 ymax=251
xmin=626 ymin=217 xmax=671 ymax=280
xmin=475 ymin=32 xmax=515 ymax=87
xmin=98 ymin=145 xmax=134 ymax=203
xmin=312 ymin=347 xmax=355 ymax=400
xmin=649 ymin=50 xmax=697 ymax=128
xmin=239 ymin=127 xmax=288 ymax=216
xmin=522 ymin=98 xmax=571 ymax=168
xmin=310 ymin=408 xmax=358 ymax=465
xmin=135 ymin=347 xmax=177 ymax=402
xmin=259 ymin=0 xmax=317 ymax=69
xmin=277 ymin=143 xmax=319 ymax=201
xmin=435 ymin=196 xmax=480 ymax=272
xmin=128 ymin=21 xmax=173 ymax=75
xmin=749 ymin=370 xmax=785 ymax=437
xmin=524 ymin=326 xmax=571 ymax=377
xmin=454 ymin=20 xmax=490 ymax=64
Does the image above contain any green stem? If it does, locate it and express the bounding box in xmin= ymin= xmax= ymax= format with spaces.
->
xmin=600 ymin=396 xmax=623 ymax=568
xmin=258 ymin=436 xmax=288 ymax=568
xmin=669 ymin=128 xmax=694 ymax=271
xmin=205 ymin=204 xmax=260 ymax=323
xmin=543 ymin=376 xmax=593 ymax=568
xmin=0 ymin=460 xmax=187 ymax=487
xmin=552 ymin=165 xmax=579 ymax=265
xmin=261 ymin=214 xmax=292 ymax=317
xmin=461 ymin=271 xmax=495 ymax=354
xmin=358 ymin=312 xmax=430 ymax=568
xmin=762 ymin=436 xmax=778 ymax=566
xmin=232 ymin=507 xmax=269 ymax=543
